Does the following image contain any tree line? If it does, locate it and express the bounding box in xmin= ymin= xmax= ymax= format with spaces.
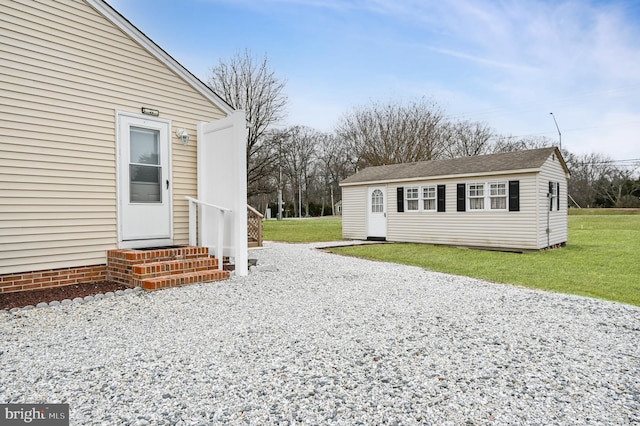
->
xmin=208 ymin=51 xmax=640 ymax=217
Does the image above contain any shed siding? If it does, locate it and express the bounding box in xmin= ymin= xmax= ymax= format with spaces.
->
xmin=341 ymin=186 xmax=367 ymax=240
xmin=0 ymin=0 xmax=225 ymax=274
xmin=536 ymin=154 xmax=569 ymax=247
xmin=385 ymin=173 xmax=540 ymax=250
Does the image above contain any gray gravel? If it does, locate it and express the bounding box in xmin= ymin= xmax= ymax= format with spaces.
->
xmin=1 ymin=242 xmax=638 ymax=425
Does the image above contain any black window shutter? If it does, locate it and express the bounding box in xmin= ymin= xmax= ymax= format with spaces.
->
xmin=397 ymin=187 xmax=404 ymax=212
xmin=437 ymin=185 xmax=446 ymax=212
xmin=557 ymin=182 xmax=561 ymax=211
xmin=456 ymin=184 xmax=466 ymax=212
xmin=508 ymin=180 xmax=520 ymax=212
xmin=549 ymin=181 xmax=554 ymax=211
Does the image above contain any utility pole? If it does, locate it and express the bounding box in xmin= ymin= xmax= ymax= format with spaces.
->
xmin=298 ymin=176 xmax=302 ymax=218
xmin=330 ymin=185 xmax=335 ymax=216
xmin=277 ymin=133 xmax=283 ymax=220
xmin=549 ymin=112 xmax=562 ymax=150
xmin=277 ymin=175 xmax=283 ymax=220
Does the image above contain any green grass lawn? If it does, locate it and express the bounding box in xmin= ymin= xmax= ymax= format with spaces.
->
xmin=263 ymin=212 xmax=640 ymax=306
xmin=263 ymin=216 xmax=343 ymax=242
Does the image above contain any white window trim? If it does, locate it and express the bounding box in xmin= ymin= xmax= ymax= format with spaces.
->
xmin=550 ymin=182 xmax=558 ymax=211
xmin=405 ymin=187 xmax=419 ymax=211
xmin=467 ymin=183 xmax=485 ymax=211
xmin=489 ymin=182 xmax=507 ymax=211
xmin=422 ymin=185 xmax=437 ymax=211
xmin=405 ymin=185 xmax=438 ymax=212
xmin=466 ymin=181 xmax=508 ymax=211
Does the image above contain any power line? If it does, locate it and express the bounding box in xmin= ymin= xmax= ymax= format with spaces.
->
xmin=569 ymin=159 xmax=640 ymax=168
xmin=482 ymin=120 xmax=640 ymax=142
xmin=447 ymin=85 xmax=640 ymax=121
xmin=577 ymin=159 xmax=640 ymax=164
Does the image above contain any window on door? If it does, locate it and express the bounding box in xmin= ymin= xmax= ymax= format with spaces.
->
xmin=371 ymin=189 xmax=384 ymax=213
xmin=129 ymin=127 xmax=162 ymax=203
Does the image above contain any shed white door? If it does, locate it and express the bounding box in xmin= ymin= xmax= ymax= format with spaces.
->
xmin=367 ymin=186 xmax=387 ymax=239
xmin=117 ymin=112 xmax=172 ymax=247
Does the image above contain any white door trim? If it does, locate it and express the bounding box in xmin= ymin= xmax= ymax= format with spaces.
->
xmin=367 ymin=186 xmax=387 ymax=239
xmin=115 ymin=110 xmax=173 ymax=248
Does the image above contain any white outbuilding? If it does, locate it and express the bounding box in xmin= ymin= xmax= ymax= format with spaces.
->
xmin=340 ymin=147 xmax=570 ymax=251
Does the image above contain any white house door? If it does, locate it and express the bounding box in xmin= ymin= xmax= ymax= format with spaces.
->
xmin=367 ymin=186 xmax=387 ymax=239
xmin=117 ymin=112 xmax=172 ymax=247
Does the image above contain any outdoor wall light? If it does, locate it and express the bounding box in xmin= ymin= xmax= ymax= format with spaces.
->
xmin=176 ymin=129 xmax=190 ymax=145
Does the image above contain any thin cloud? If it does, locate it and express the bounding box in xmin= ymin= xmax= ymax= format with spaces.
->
xmin=426 ymin=46 xmax=540 ymax=73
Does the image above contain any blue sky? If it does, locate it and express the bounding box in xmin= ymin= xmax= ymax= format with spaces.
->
xmin=108 ymin=0 xmax=640 ymax=161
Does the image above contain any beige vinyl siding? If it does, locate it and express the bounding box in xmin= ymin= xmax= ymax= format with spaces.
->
xmin=385 ymin=173 xmax=540 ymax=250
xmin=341 ymin=186 xmax=368 ymax=240
xmin=0 ymin=0 xmax=225 ymax=274
xmin=536 ymin=155 xmax=569 ymax=247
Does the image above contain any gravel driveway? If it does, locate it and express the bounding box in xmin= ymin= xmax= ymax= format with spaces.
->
xmin=1 ymin=242 xmax=638 ymax=425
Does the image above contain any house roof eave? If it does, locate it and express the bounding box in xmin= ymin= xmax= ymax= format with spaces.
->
xmin=86 ymin=0 xmax=235 ymax=116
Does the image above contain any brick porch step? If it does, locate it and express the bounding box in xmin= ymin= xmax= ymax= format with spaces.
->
xmin=131 ymin=257 xmax=220 ymax=287
xmin=107 ymin=246 xmax=230 ymax=290
xmin=141 ymin=269 xmax=230 ymax=291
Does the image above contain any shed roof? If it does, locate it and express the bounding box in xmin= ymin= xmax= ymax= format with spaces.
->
xmin=340 ymin=147 xmax=568 ymax=186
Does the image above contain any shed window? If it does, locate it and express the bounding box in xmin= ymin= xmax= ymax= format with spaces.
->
xmin=406 ymin=187 xmax=419 ymax=211
xmin=422 ymin=186 xmax=436 ymax=211
xmin=468 ymin=184 xmax=485 ymax=210
xmin=371 ymin=189 xmax=384 ymax=213
xmin=489 ymin=182 xmax=507 ymax=210
xmin=464 ymin=181 xmax=510 ymax=211
xmin=549 ymin=181 xmax=560 ymax=211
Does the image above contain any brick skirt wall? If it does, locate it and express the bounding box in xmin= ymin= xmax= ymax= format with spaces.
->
xmin=0 ymin=265 xmax=107 ymax=294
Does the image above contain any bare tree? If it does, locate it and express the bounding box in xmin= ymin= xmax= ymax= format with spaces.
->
xmin=442 ymin=120 xmax=495 ymax=158
xmin=315 ymin=133 xmax=353 ymax=214
xmin=595 ymin=163 xmax=640 ymax=208
xmin=208 ymin=50 xmax=287 ymax=195
xmin=336 ymin=99 xmax=448 ymax=168
xmin=280 ymin=126 xmax=318 ymax=217
xmin=564 ymin=152 xmax=615 ymax=207
xmin=489 ymin=135 xmax=554 ymax=153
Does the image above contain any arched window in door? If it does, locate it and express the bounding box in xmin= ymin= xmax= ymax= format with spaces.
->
xmin=371 ymin=189 xmax=384 ymax=213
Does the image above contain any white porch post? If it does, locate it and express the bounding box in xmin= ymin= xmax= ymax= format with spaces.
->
xmin=231 ymin=110 xmax=248 ymax=276
xmin=188 ymin=198 xmax=197 ymax=246
xmin=216 ymin=209 xmax=224 ymax=270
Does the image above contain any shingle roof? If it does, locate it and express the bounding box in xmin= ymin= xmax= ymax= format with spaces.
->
xmin=340 ymin=147 xmax=568 ymax=185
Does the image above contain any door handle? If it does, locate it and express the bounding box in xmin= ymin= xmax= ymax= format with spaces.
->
xmin=166 ymin=179 xmax=169 ymax=189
